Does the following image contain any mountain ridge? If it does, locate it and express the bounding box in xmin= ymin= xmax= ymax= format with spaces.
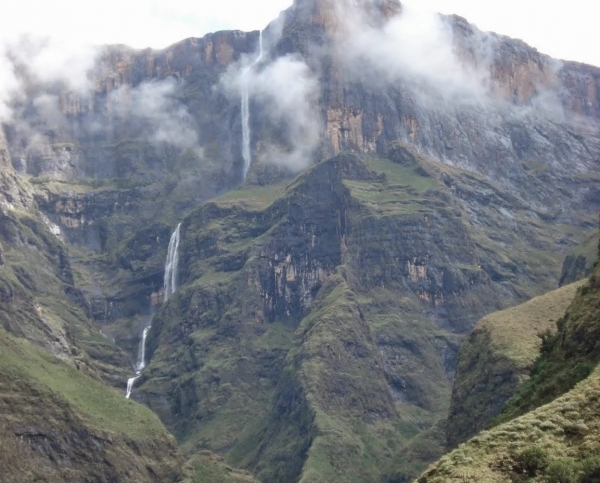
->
xmin=1 ymin=1 xmax=600 ymax=481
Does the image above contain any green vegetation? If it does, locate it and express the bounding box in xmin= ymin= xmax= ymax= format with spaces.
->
xmin=213 ymin=181 xmax=289 ymax=211
xmin=0 ymin=329 xmax=166 ymax=438
xmin=447 ymin=281 xmax=585 ymax=446
xmin=417 ymin=241 xmax=600 ymax=483
xmin=417 ymin=364 xmax=600 ymax=482
xmin=180 ymin=451 xmax=259 ymax=483
xmin=497 ymin=260 xmax=600 ymax=424
xmin=0 ymin=329 xmax=180 ymax=483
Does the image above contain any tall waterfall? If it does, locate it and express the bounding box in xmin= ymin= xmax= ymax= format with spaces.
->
xmin=241 ymin=31 xmax=264 ymax=181
xmin=126 ymin=319 xmax=152 ymax=399
xmin=164 ymin=223 xmax=181 ymax=301
xmin=126 ymin=223 xmax=183 ymax=398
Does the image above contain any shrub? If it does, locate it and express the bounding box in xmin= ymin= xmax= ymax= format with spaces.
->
xmin=546 ymin=458 xmax=580 ymax=483
xmin=571 ymin=362 xmax=594 ymax=382
xmin=513 ymin=446 xmax=548 ymax=477
xmin=581 ymin=456 xmax=600 ymax=483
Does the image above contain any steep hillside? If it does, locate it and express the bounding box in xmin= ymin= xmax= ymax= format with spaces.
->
xmin=134 ymin=146 xmax=591 ymax=482
xmin=0 ymin=328 xmax=181 ymax=482
xmin=417 ymin=241 xmax=600 ymax=483
xmin=446 ymin=280 xmax=585 ymax=447
xmin=497 ymin=240 xmax=600 ymax=424
xmin=417 ymin=364 xmax=600 ymax=483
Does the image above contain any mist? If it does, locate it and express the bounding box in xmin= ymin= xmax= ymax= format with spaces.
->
xmin=336 ymin=3 xmax=491 ymax=103
xmin=221 ymin=50 xmax=321 ymax=172
xmin=109 ymin=79 xmax=203 ymax=157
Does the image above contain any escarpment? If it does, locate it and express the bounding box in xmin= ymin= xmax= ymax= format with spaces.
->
xmin=1 ymin=0 xmax=600 ymax=481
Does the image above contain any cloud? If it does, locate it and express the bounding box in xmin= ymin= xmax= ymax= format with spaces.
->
xmin=8 ymin=36 xmax=98 ymax=92
xmin=0 ymin=33 xmax=98 ymax=127
xmin=221 ymin=52 xmax=321 ymax=172
xmin=109 ymin=79 xmax=203 ymax=156
xmin=0 ymin=47 xmax=21 ymax=123
xmin=336 ymin=3 xmax=490 ymax=103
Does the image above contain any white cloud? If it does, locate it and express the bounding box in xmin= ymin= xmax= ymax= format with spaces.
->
xmin=0 ymin=1 xmax=597 ymax=66
xmin=338 ymin=4 xmax=490 ymax=102
xmin=221 ymin=53 xmax=321 ymax=171
xmin=109 ymin=79 xmax=203 ymax=155
xmin=403 ymin=0 xmax=600 ymax=67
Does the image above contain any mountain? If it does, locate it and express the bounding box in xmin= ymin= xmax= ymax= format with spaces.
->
xmin=417 ymin=239 xmax=600 ymax=483
xmin=1 ymin=0 xmax=600 ymax=481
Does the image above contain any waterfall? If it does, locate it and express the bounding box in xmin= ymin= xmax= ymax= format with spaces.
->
xmin=126 ymin=320 xmax=152 ymax=399
xmin=136 ymin=326 xmax=151 ymax=372
xmin=241 ymin=31 xmax=264 ymax=180
xmin=126 ymin=376 xmax=138 ymax=399
xmin=125 ymin=223 xmax=182 ymax=398
xmin=164 ymin=223 xmax=181 ymax=301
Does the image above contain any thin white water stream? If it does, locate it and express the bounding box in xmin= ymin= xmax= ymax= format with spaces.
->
xmin=164 ymin=223 xmax=181 ymax=301
xmin=241 ymin=31 xmax=264 ymax=180
xmin=126 ymin=223 xmax=182 ymax=398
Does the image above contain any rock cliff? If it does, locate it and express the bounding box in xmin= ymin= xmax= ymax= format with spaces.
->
xmin=1 ymin=0 xmax=600 ymax=481
xmin=137 ymin=146 xmax=594 ymax=482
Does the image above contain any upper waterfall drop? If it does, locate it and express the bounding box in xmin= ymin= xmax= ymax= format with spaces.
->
xmin=241 ymin=30 xmax=264 ymax=181
xmin=126 ymin=221 xmax=181 ymax=399
xmin=164 ymin=223 xmax=181 ymax=301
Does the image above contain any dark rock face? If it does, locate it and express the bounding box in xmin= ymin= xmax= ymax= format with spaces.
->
xmin=137 ymin=148 xmax=593 ymax=481
xmin=1 ymin=0 xmax=600 ymax=481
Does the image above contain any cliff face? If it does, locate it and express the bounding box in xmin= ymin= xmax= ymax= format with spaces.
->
xmin=135 ymin=147 xmax=591 ymax=482
xmin=5 ymin=0 xmax=596 ymax=334
xmin=1 ymin=0 xmax=600 ymax=481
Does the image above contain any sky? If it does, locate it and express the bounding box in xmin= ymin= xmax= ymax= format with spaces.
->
xmin=1 ymin=0 xmax=599 ymax=66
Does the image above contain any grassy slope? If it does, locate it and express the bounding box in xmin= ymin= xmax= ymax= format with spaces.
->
xmin=497 ymin=257 xmax=600 ymax=424
xmin=417 ymin=248 xmax=600 ymax=483
xmin=417 ymin=364 xmax=600 ymax=483
xmin=0 ymin=328 xmax=180 ymax=483
xmin=447 ymin=280 xmax=585 ymax=447
xmin=180 ymin=451 xmax=260 ymax=483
